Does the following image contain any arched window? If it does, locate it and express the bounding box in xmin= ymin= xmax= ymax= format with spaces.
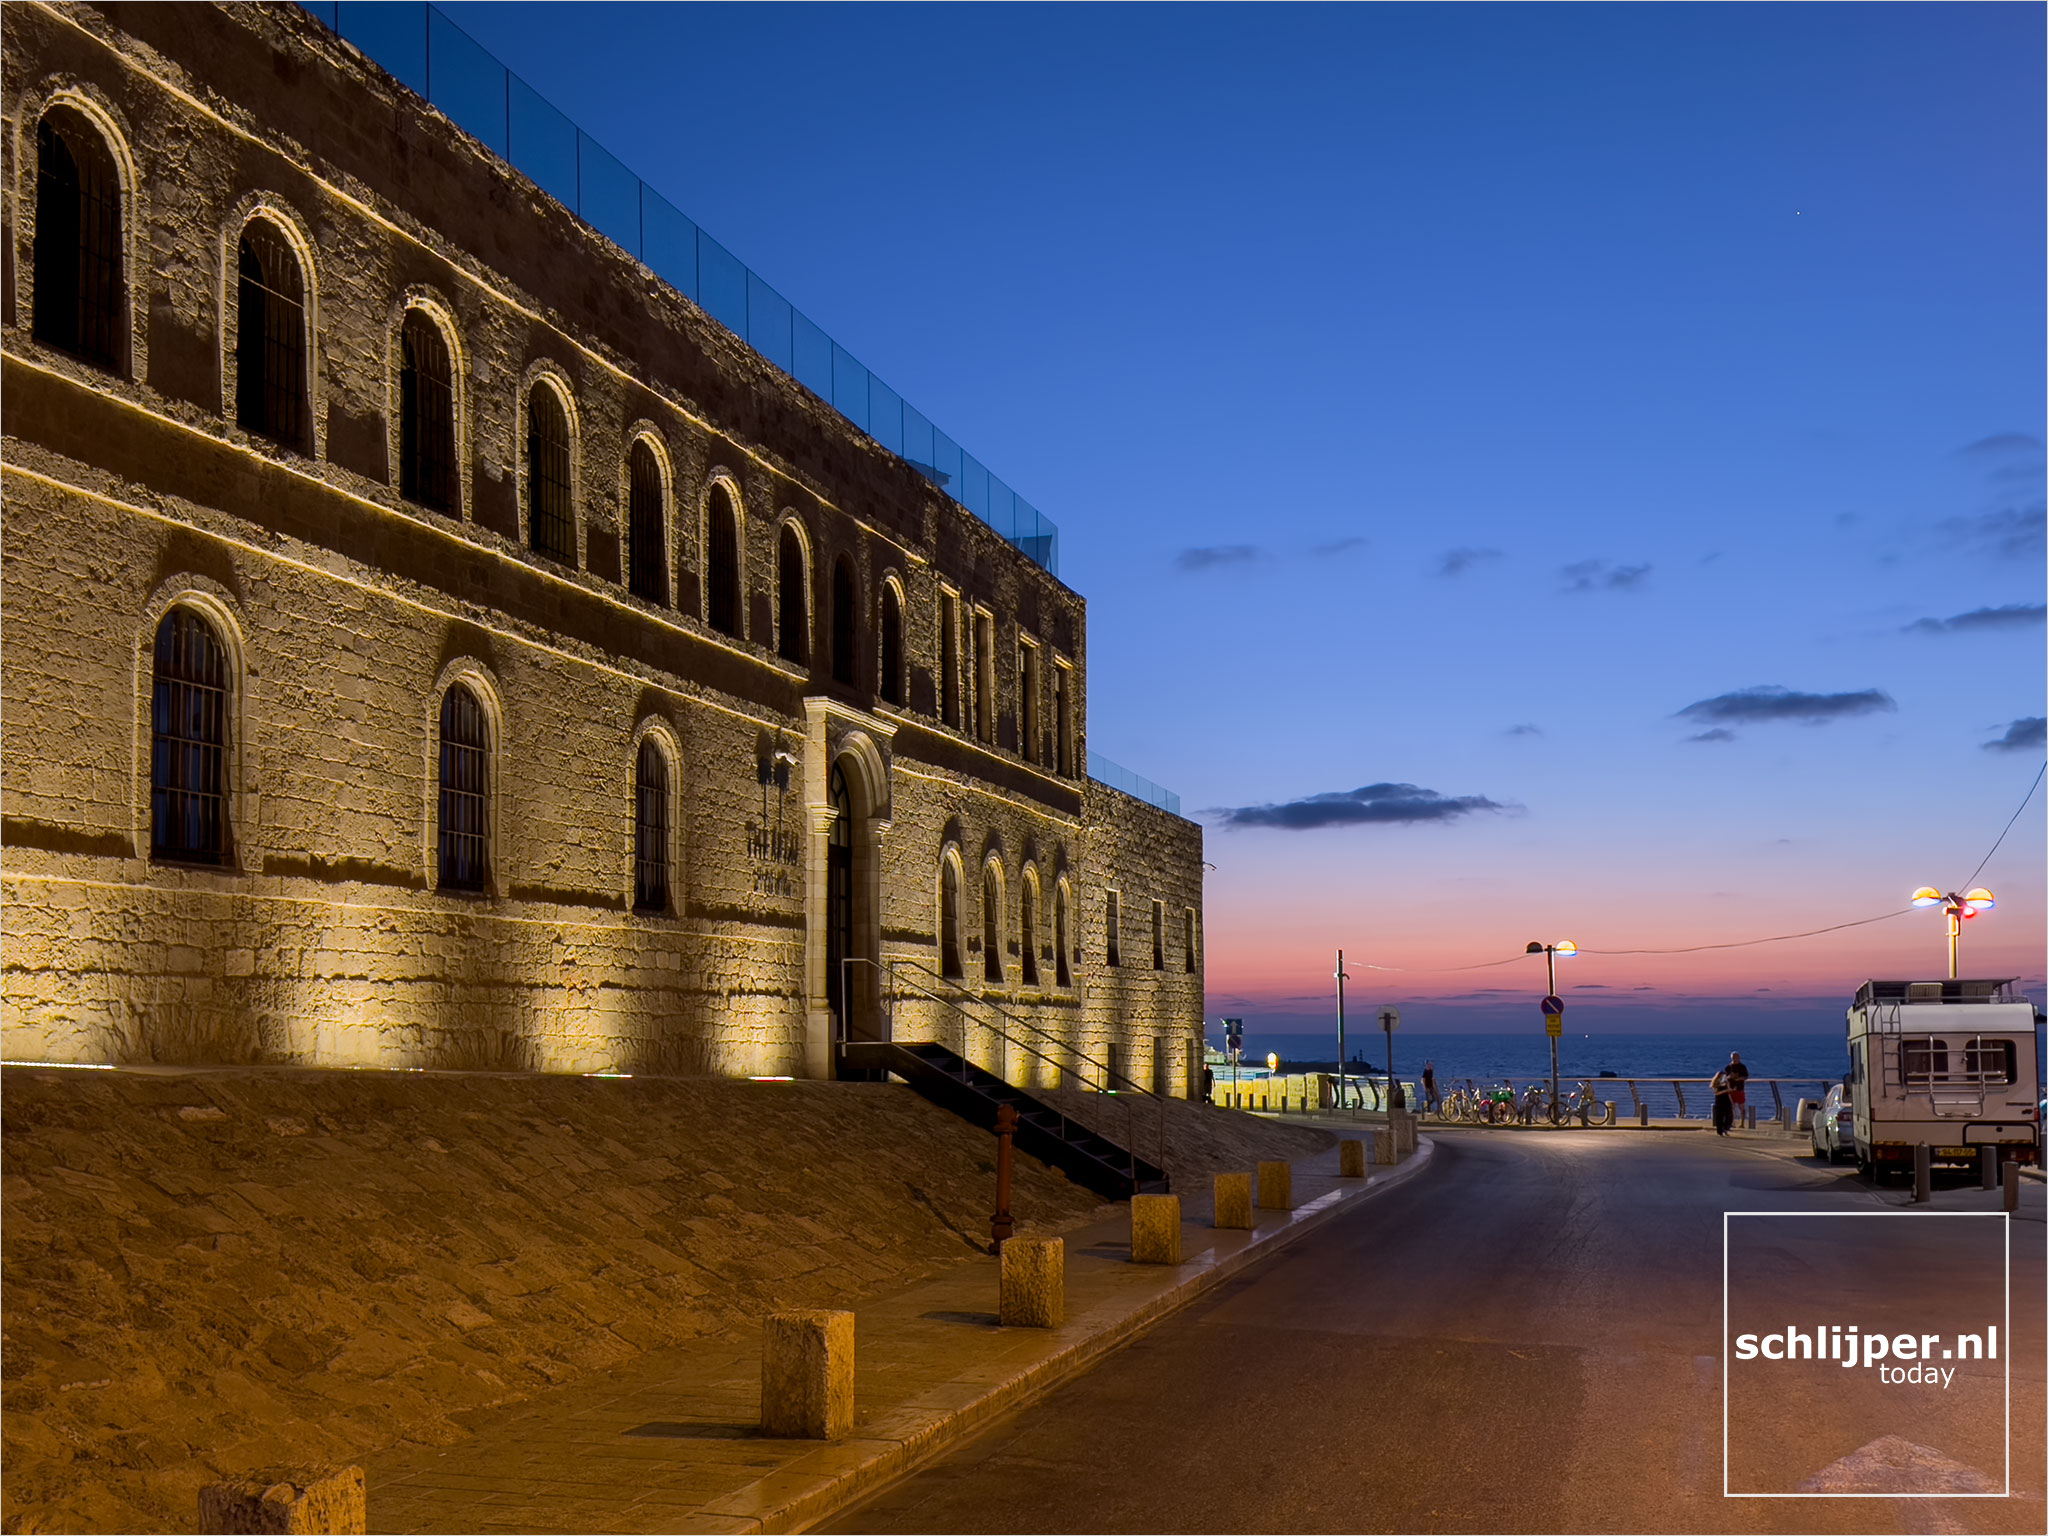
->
xmin=1185 ymin=908 xmax=1198 ymax=973
xmin=1055 ymin=884 xmax=1072 ymax=987
xmin=982 ymin=864 xmax=1004 ymax=985
xmin=150 ymin=606 xmax=229 ymax=864
xmin=627 ymin=440 xmax=667 ymax=605
xmin=831 ymin=558 xmax=858 ymax=687
xmin=33 ymin=107 xmax=123 ymax=371
xmin=879 ymin=584 xmax=904 ymax=705
xmin=706 ymin=483 xmax=741 ymax=637
xmin=235 ymin=218 xmax=307 ymax=448
xmin=940 ymin=856 xmax=964 ymax=980
xmin=1020 ymin=875 xmax=1039 ymax=986
xmin=777 ymin=524 xmax=808 ymax=663
xmin=526 ymin=382 xmax=574 ymax=562
xmin=399 ymin=310 xmax=455 ymax=513
xmin=437 ymin=683 xmax=490 ymax=891
xmin=634 ymin=736 xmax=669 ymax=911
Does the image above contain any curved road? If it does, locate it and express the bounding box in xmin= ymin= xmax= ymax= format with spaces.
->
xmin=831 ymin=1129 xmax=2044 ymax=1534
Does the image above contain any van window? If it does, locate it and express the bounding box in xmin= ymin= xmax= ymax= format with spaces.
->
xmin=1962 ymin=1040 xmax=2017 ymax=1084
xmin=1899 ymin=1041 xmax=1948 ymax=1084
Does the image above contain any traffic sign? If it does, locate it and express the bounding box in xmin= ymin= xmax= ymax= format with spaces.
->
xmin=1540 ymin=995 xmax=1564 ymax=1016
xmin=1378 ymin=1007 xmax=1400 ymax=1031
xmin=1546 ymin=1017 xmax=1563 ymax=1039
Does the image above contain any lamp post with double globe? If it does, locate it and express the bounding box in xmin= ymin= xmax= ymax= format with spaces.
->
xmin=1911 ymin=887 xmax=1995 ymax=980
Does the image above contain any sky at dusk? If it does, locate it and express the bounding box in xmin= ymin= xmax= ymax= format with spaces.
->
xmin=441 ymin=1 xmax=2045 ymax=1036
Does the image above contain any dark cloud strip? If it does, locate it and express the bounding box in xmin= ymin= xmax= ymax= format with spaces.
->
xmin=1984 ymin=717 xmax=2046 ymax=754
xmin=1560 ymin=559 xmax=1651 ymax=593
xmin=1175 ymin=544 xmax=1260 ymax=572
xmin=1675 ymin=686 xmax=1897 ymax=726
xmin=1906 ymin=603 xmax=2047 ymax=635
xmin=1959 ymin=432 xmax=2043 ymax=457
xmin=1218 ymin=781 xmax=1510 ymax=831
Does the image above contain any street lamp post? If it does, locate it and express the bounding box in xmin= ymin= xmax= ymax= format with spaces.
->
xmin=1525 ymin=939 xmax=1577 ymax=1122
xmin=1335 ymin=949 xmax=1348 ymax=1115
xmin=1910 ymin=887 xmax=1995 ymax=979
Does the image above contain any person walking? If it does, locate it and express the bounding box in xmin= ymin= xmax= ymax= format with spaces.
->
xmin=1725 ymin=1051 xmax=1750 ymax=1128
xmin=1201 ymin=1063 xmax=1214 ymax=1105
xmin=1711 ymin=1065 xmax=1734 ymax=1136
xmin=1422 ymin=1060 xmax=1439 ymax=1113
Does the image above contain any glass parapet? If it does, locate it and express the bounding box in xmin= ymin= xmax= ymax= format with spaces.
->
xmin=1088 ymin=752 xmax=1182 ymax=817
xmin=303 ymin=1 xmax=1059 ymax=577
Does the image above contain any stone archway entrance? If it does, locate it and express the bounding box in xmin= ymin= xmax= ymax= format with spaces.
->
xmin=802 ymin=700 xmax=893 ymax=1080
xmin=824 ymin=761 xmax=855 ymax=1040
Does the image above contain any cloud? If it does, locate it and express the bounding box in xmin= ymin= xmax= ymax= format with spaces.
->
xmin=1560 ymin=559 xmax=1652 ymax=593
xmin=1217 ymin=781 xmax=1512 ymax=831
xmin=1905 ymin=603 xmax=2047 ymax=635
xmin=1958 ymin=432 xmax=2042 ymax=457
xmin=1983 ymin=717 xmax=2046 ymax=754
xmin=1685 ymin=728 xmax=1737 ymax=744
xmin=1940 ymin=504 xmax=2046 ymax=562
xmin=1675 ymin=685 xmax=1897 ymax=728
xmin=1175 ymin=544 xmax=1260 ymax=572
xmin=1505 ymin=723 xmax=1544 ymax=738
xmin=1437 ymin=546 xmax=1502 ymax=577
xmin=1312 ymin=536 xmax=1367 ymax=557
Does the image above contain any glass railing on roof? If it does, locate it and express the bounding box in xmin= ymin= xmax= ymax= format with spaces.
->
xmin=1088 ymin=752 xmax=1181 ymax=817
xmin=299 ymin=1 xmax=1059 ymax=577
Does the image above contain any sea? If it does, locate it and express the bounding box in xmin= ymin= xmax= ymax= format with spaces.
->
xmin=1219 ymin=1031 xmax=1851 ymax=1086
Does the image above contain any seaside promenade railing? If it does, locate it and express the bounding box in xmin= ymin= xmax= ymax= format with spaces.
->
xmin=296 ymin=1 xmax=1059 ymax=575
xmin=1444 ymin=1076 xmax=1839 ymax=1121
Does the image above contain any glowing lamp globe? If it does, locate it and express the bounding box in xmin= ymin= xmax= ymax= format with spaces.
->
xmin=1964 ymin=888 xmax=1995 ymax=912
xmin=1910 ymin=887 xmax=1944 ymax=908
xmin=1266 ymin=1052 xmax=1279 ymax=1072
xmin=1553 ymin=940 xmax=1578 ymax=958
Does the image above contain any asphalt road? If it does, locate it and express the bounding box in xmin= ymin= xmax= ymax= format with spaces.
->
xmin=830 ymin=1129 xmax=2045 ymax=1535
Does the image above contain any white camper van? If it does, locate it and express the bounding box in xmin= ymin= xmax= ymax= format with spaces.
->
xmin=1845 ymin=978 xmax=2041 ymax=1179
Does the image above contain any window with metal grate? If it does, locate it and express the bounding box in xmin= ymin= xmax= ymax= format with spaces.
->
xmin=707 ymin=485 xmax=741 ymax=637
xmin=527 ymin=383 xmax=574 ymax=562
xmin=626 ymin=440 xmax=667 ymax=605
xmin=777 ymin=524 xmax=807 ymax=662
xmin=634 ymin=736 xmax=669 ymax=911
xmin=399 ymin=311 xmax=455 ymax=512
xmin=150 ymin=607 xmax=229 ymax=864
xmin=33 ymin=109 xmax=124 ymax=372
xmin=880 ymin=584 xmax=904 ymax=705
xmin=437 ymin=683 xmax=489 ymax=891
xmin=236 ymin=219 xmax=307 ymax=449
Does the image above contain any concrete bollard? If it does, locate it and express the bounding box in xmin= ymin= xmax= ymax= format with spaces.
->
xmin=1912 ymin=1143 xmax=1932 ymax=1205
xmin=1392 ymin=1111 xmax=1417 ymax=1155
xmin=199 ymin=1466 xmax=365 ymax=1534
xmin=1214 ymin=1172 xmax=1253 ymax=1229
xmin=1256 ymin=1160 xmax=1294 ymax=1212
xmin=1604 ymin=1101 xmax=1616 ymax=1126
xmin=761 ymin=1310 xmax=855 ymax=1439
xmin=1338 ymin=1139 xmax=1366 ymax=1178
xmin=999 ymin=1236 xmax=1065 ymax=1327
xmin=1980 ymin=1147 xmax=1999 ymax=1191
xmin=1638 ymin=1104 xmax=1650 ymax=1127
xmin=1369 ymin=1129 xmax=1393 ymax=1166
xmin=1131 ymin=1193 xmax=1183 ymax=1263
xmin=1795 ymin=1099 xmax=1812 ymax=1132
xmin=2003 ymin=1163 xmax=2020 ymax=1213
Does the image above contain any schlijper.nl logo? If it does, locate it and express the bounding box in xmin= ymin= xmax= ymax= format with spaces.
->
xmin=1733 ymin=1323 xmax=1998 ymax=1390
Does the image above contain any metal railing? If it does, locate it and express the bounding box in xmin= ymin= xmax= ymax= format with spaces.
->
xmin=1087 ymin=752 xmax=1181 ymax=816
xmin=1434 ymin=1076 xmax=1838 ymax=1121
xmin=297 ymin=1 xmax=1059 ymax=573
xmin=836 ymin=956 xmax=1173 ymax=1184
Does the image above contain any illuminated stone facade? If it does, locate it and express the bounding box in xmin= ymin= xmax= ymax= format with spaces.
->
xmin=0 ymin=2 xmax=1203 ymax=1089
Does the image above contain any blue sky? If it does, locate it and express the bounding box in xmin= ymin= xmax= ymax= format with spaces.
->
xmin=440 ymin=1 xmax=2045 ymax=1033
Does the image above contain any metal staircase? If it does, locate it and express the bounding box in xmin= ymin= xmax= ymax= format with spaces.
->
xmin=835 ymin=959 xmax=1170 ymax=1202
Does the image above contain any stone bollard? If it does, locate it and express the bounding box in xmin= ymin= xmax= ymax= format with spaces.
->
xmin=1912 ymin=1144 xmax=1932 ymax=1205
xmin=1603 ymin=1102 xmax=1616 ymax=1127
xmin=2002 ymin=1163 xmax=2020 ymax=1214
xmin=1637 ymin=1104 xmax=1650 ymax=1127
xmin=761 ymin=1309 xmax=855 ymax=1439
xmin=1795 ymin=1099 xmax=1812 ymax=1132
xmin=199 ymin=1466 xmax=365 ymax=1534
xmin=1213 ymin=1172 xmax=1253 ymax=1229
xmin=999 ymin=1236 xmax=1065 ymax=1327
xmin=1131 ymin=1193 xmax=1183 ymax=1264
xmin=1391 ymin=1112 xmax=1417 ymax=1155
xmin=1369 ymin=1129 xmax=1393 ymax=1166
xmin=1338 ymin=1139 xmax=1366 ymax=1178
xmin=1257 ymin=1160 xmax=1294 ymax=1212
xmin=1980 ymin=1147 xmax=1999 ymax=1191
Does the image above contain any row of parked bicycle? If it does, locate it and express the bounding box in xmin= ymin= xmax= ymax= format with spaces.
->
xmin=1435 ymin=1081 xmax=1615 ymax=1127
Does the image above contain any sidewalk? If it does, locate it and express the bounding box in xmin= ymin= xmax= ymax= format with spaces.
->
xmin=366 ymin=1137 xmax=1435 ymax=1534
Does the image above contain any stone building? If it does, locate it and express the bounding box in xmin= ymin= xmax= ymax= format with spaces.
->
xmin=0 ymin=1 xmax=1204 ymax=1093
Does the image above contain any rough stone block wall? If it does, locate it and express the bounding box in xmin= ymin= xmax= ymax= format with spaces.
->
xmin=0 ymin=1 xmax=1200 ymax=1083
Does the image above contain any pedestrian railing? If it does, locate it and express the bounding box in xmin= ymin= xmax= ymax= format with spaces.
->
xmin=1445 ymin=1076 xmax=1838 ymax=1121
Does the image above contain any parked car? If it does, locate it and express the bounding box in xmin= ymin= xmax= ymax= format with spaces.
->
xmin=1811 ymin=1083 xmax=1856 ymax=1164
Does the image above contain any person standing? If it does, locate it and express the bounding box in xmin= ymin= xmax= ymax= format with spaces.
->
xmin=1201 ymin=1062 xmax=1214 ymax=1105
xmin=1725 ymin=1051 xmax=1750 ymax=1128
xmin=1422 ymin=1060 xmax=1439 ymax=1113
xmin=1711 ymin=1065 xmax=1733 ymax=1136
